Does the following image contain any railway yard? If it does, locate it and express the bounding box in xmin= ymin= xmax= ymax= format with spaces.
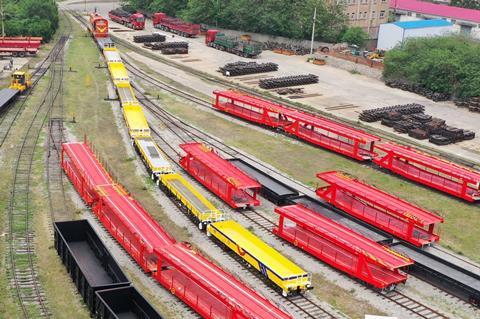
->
xmin=0 ymin=1 xmax=479 ymax=319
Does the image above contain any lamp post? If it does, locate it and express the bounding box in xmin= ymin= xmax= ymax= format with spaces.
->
xmin=310 ymin=7 xmax=317 ymax=55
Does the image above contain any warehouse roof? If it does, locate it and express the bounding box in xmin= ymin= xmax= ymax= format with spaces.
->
xmin=390 ymin=0 xmax=480 ymax=23
xmin=393 ymin=19 xmax=453 ymax=29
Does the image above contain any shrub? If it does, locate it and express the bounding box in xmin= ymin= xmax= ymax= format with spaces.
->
xmin=383 ymin=36 xmax=480 ymax=99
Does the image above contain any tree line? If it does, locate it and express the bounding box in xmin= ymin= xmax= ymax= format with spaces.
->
xmin=450 ymin=0 xmax=480 ymax=9
xmin=4 ymin=0 xmax=58 ymax=42
xmin=383 ymin=36 xmax=480 ymax=99
xmin=125 ymin=0 xmax=348 ymax=42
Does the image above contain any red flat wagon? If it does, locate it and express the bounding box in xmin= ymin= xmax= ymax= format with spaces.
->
xmin=62 ymin=142 xmax=175 ymax=272
xmin=179 ymin=143 xmax=261 ymax=208
xmin=316 ymin=171 xmax=444 ymax=247
xmin=62 ymin=141 xmax=294 ymax=319
xmin=154 ymin=243 xmax=293 ymax=319
xmin=153 ymin=13 xmax=200 ymax=37
xmin=0 ymin=36 xmax=42 ymax=56
xmin=274 ymin=204 xmax=413 ymax=289
xmin=374 ymin=142 xmax=480 ymax=202
xmin=213 ymin=90 xmax=380 ymax=161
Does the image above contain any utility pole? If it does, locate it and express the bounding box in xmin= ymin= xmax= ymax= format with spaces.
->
xmin=1 ymin=0 xmax=5 ymax=37
xmin=310 ymin=7 xmax=317 ymax=55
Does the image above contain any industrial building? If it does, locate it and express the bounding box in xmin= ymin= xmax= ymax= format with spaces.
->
xmin=377 ymin=19 xmax=453 ymax=50
xmin=390 ymin=0 xmax=480 ymax=38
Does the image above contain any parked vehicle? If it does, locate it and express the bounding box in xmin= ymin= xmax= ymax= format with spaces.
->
xmin=153 ymin=13 xmax=200 ymax=37
xmin=108 ymin=8 xmax=145 ymax=30
xmin=205 ymin=30 xmax=262 ymax=58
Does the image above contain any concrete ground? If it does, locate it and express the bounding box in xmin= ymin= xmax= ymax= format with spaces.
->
xmin=64 ymin=0 xmax=480 ymax=164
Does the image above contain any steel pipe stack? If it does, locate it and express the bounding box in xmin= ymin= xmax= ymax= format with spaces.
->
xmin=133 ymin=34 xmax=166 ymax=43
xmin=219 ymin=61 xmax=278 ymax=76
xmin=259 ymin=74 xmax=318 ymax=89
xmin=150 ymin=41 xmax=188 ymax=50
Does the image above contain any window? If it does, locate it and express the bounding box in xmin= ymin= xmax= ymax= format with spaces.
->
xmin=371 ymin=11 xmax=376 ymax=19
xmin=460 ymin=24 xmax=472 ymax=35
xmin=380 ymin=10 xmax=385 ymax=19
xmin=363 ymin=11 xmax=368 ymax=19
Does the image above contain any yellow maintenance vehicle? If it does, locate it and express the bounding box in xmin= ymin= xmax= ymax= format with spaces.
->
xmin=10 ymin=71 xmax=32 ymax=92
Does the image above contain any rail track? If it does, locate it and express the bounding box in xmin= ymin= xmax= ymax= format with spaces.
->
xmin=70 ymin=11 xmax=469 ymax=318
xmin=0 ymin=37 xmax=66 ymax=149
xmin=130 ymin=92 xmax=340 ymax=319
xmin=6 ymin=13 xmax=71 ymax=318
xmin=126 ymin=65 xmax=457 ymax=319
xmin=126 ymin=58 xmax=480 ymax=314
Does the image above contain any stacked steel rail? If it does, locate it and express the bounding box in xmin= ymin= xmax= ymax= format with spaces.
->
xmin=61 ymin=141 xmax=293 ymax=319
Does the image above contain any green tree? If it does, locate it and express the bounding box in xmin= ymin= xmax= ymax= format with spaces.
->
xmin=450 ymin=0 xmax=480 ymax=9
xmin=124 ymin=0 xmax=347 ymax=42
xmin=383 ymin=36 xmax=480 ymax=99
xmin=3 ymin=0 xmax=58 ymax=41
xmin=341 ymin=26 xmax=368 ymax=47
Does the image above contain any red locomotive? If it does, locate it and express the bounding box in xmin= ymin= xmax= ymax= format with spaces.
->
xmin=89 ymin=13 xmax=109 ymax=38
xmin=109 ymin=9 xmax=145 ymax=30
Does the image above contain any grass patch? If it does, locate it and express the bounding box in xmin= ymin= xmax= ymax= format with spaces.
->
xmin=312 ymin=274 xmax=386 ymax=319
xmin=0 ymin=14 xmax=90 ymax=318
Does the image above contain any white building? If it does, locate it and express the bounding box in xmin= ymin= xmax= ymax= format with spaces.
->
xmin=377 ymin=19 xmax=453 ymax=50
xmin=390 ymin=0 xmax=480 ymax=39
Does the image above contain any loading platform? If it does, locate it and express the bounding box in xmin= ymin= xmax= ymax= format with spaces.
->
xmin=122 ymin=105 xmax=151 ymax=138
xmin=159 ymin=173 xmax=224 ymax=228
xmin=213 ymin=90 xmax=380 ymax=161
xmin=179 ymin=143 xmax=261 ymax=208
xmin=208 ymin=220 xmax=311 ymax=296
xmin=374 ymin=142 xmax=480 ymax=202
xmin=274 ymin=204 xmax=413 ymax=289
xmin=0 ymin=88 xmax=19 ymax=113
xmin=116 ymin=82 xmax=138 ymax=106
xmin=134 ymin=137 xmax=173 ymax=179
xmin=103 ymin=48 xmax=122 ymax=63
xmin=154 ymin=242 xmax=293 ymax=319
xmin=229 ymin=158 xmax=298 ymax=204
xmin=316 ymin=171 xmax=444 ymax=247
xmin=108 ymin=61 xmax=129 ymax=84
xmin=392 ymin=243 xmax=480 ymax=306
